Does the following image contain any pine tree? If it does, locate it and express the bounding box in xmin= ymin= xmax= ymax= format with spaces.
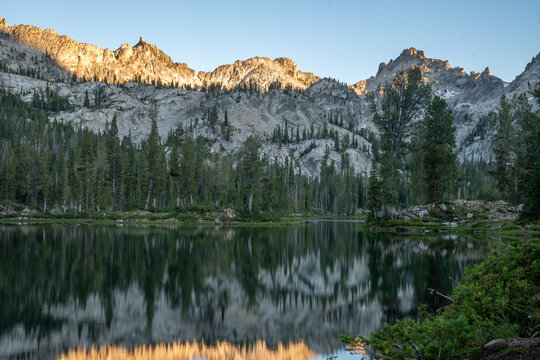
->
xmin=366 ymin=163 xmax=382 ymax=220
xmin=492 ymin=95 xmax=514 ymax=199
xmin=84 ymin=90 xmax=90 ymax=107
xmin=371 ymin=68 xmax=430 ymax=212
xmin=180 ymin=132 xmax=196 ymax=205
xmin=519 ymin=85 xmax=540 ymax=219
xmin=144 ymin=119 xmax=163 ymax=209
xmin=106 ymin=115 xmax=122 ymax=211
xmin=169 ymin=124 xmax=182 ymax=207
xmin=209 ymin=106 xmax=218 ymax=127
xmin=240 ymin=136 xmax=262 ymax=213
xmin=521 ymin=124 xmax=540 ymax=219
xmin=78 ymin=132 xmax=95 ymax=213
xmin=413 ymin=96 xmax=457 ymax=203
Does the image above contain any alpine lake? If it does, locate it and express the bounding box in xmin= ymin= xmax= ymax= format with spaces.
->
xmin=0 ymin=221 xmax=488 ymax=359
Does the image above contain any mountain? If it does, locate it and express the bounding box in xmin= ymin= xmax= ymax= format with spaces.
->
xmin=0 ymin=15 xmax=538 ymax=175
xmin=0 ymin=17 xmax=201 ymax=88
xmin=506 ymin=52 xmax=540 ymax=94
xmin=349 ymin=47 xmax=539 ymax=160
xmin=0 ymin=17 xmax=319 ymax=91
xmin=350 ymin=48 xmax=505 ymax=101
xmin=198 ymin=56 xmax=320 ymax=91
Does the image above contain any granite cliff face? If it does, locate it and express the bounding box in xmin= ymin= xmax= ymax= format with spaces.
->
xmin=506 ymin=52 xmax=540 ymax=95
xmin=350 ymin=47 xmax=505 ymax=107
xmin=198 ymin=56 xmax=320 ymax=91
xmin=348 ymin=47 xmax=540 ymax=160
xmin=0 ymin=17 xmax=319 ymax=91
xmin=0 ymin=15 xmax=538 ymax=174
xmin=0 ymin=17 xmax=201 ymax=88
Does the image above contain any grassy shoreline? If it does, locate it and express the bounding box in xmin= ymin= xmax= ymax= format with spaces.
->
xmin=0 ymin=211 xmax=366 ymax=226
xmin=366 ymin=218 xmax=540 ymax=237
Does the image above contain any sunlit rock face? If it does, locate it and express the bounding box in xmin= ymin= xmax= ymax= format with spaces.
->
xmin=0 ymin=17 xmax=319 ymax=91
xmin=198 ymin=56 xmax=320 ymax=91
xmin=0 ymin=17 xmax=202 ymax=88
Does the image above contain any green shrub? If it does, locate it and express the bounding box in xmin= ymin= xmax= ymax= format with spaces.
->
xmin=342 ymin=238 xmax=540 ymax=358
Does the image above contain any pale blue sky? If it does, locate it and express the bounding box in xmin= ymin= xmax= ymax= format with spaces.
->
xmin=2 ymin=0 xmax=539 ymax=83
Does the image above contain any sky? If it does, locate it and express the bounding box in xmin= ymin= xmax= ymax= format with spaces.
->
xmin=1 ymin=0 xmax=539 ymax=84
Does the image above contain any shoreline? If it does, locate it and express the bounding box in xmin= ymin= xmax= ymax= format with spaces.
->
xmin=0 ymin=212 xmax=366 ymax=226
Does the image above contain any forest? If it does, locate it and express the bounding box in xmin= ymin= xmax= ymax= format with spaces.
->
xmin=0 ymin=87 xmax=363 ymax=216
xmin=366 ymin=68 xmax=540 ymax=221
xmin=0 ymin=69 xmax=538 ymax=220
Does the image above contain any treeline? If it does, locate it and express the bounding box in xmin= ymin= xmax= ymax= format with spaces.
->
xmin=270 ymin=120 xmax=367 ymax=153
xmin=0 ymin=89 xmax=365 ymax=215
xmin=366 ymin=68 xmax=540 ymax=219
xmin=491 ymin=90 xmax=540 ymax=218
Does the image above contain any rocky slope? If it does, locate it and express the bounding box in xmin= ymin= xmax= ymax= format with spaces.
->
xmin=350 ymin=47 xmax=539 ymax=160
xmin=0 ymin=17 xmax=201 ymax=88
xmin=350 ymin=48 xmax=506 ymax=104
xmin=0 ymin=69 xmax=374 ymax=177
xmin=0 ymin=15 xmax=538 ymax=175
xmin=0 ymin=16 xmax=319 ymax=91
xmin=198 ymin=56 xmax=320 ymax=91
xmin=506 ymin=52 xmax=540 ymax=95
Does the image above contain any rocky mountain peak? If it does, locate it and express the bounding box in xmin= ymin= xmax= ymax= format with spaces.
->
xmin=0 ymin=16 xmax=8 ymax=29
xmin=506 ymin=51 xmax=540 ymax=94
xmin=400 ymin=47 xmax=426 ymax=59
xmin=350 ymin=47 xmax=506 ymax=104
xmin=0 ymin=16 xmax=323 ymax=92
xmin=0 ymin=17 xmax=202 ymax=88
xmin=198 ymin=56 xmax=320 ymax=91
xmin=136 ymin=36 xmax=146 ymax=46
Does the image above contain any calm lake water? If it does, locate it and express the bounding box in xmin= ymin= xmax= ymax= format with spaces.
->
xmin=0 ymin=222 xmax=487 ymax=359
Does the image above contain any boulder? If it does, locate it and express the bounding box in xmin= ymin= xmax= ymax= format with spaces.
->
xmin=483 ymin=339 xmax=507 ymax=352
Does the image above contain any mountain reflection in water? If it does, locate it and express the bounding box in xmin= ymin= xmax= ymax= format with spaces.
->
xmin=59 ymin=341 xmax=314 ymax=360
xmin=0 ymin=222 xmax=487 ymax=359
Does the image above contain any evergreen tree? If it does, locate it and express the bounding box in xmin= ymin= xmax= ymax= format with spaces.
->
xmin=180 ymin=132 xmax=196 ymax=205
xmin=84 ymin=90 xmax=90 ymax=107
xmin=413 ymin=96 xmax=457 ymax=203
xmin=169 ymin=124 xmax=182 ymax=207
xmin=366 ymin=163 xmax=382 ymax=220
xmin=144 ymin=119 xmax=163 ymax=209
xmin=209 ymin=106 xmax=218 ymax=127
xmin=519 ymin=85 xmax=540 ymax=219
xmin=78 ymin=132 xmax=95 ymax=213
xmin=240 ymin=136 xmax=262 ymax=213
xmin=106 ymin=115 xmax=122 ymax=211
xmin=370 ymin=68 xmax=430 ymax=212
xmin=492 ymin=95 xmax=514 ymax=199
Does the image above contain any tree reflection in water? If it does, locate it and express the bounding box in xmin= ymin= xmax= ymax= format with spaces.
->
xmin=0 ymin=223 xmax=487 ymax=358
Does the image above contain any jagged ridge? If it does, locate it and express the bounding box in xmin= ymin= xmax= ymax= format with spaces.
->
xmin=0 ymin=16 xmax=320 ymax=91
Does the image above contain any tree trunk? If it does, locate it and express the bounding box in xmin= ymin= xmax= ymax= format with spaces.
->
xmin=111 ymin=177 xmax=116 ymax=211
xmin=145 ymin=179 xmax=153 ymax=209
xmin=176 ymin=181 xmax=180 ymax=208
xmin=84 ymin=184 xmax=89 ymax=214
